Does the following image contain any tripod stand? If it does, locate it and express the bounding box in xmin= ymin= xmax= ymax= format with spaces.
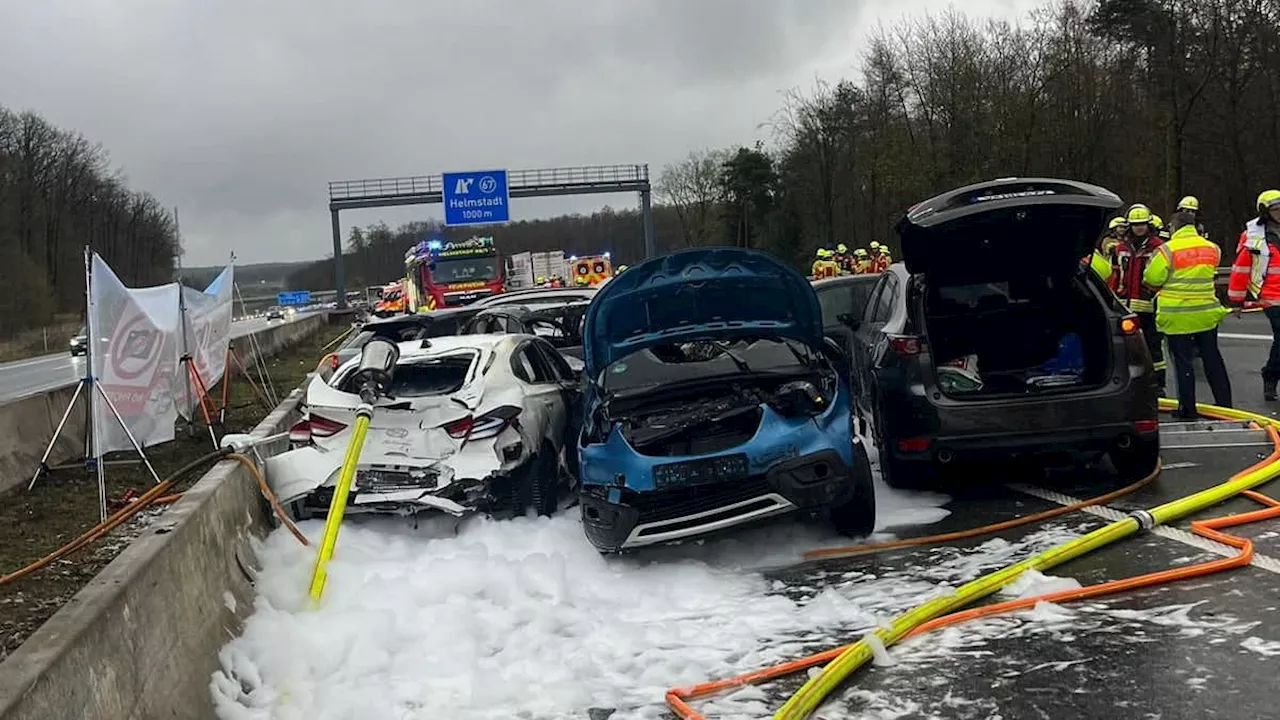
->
xmin=28 ymin=248 xmax=163 ymax=522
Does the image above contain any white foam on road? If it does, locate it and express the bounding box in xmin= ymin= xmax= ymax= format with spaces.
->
xmin=207 ymin=471 xmax=970 ymax=720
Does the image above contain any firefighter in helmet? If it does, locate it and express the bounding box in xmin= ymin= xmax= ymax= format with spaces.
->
xmin=1151 ymin=213 xmax=1169 ymax=241
xmin=1175 ymin=195 xmax=1208 ymax=238
xmin=852 ymin=248 xmax=871 ymax=274
xmin=1101 ymin=216 xmax=1126 ymax=258
xmin=1109 ymin=203 xmax=1167 ymax=392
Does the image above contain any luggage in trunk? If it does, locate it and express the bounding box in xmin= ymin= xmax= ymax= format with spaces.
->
xmin=921 ymin=273 xmax=1112 ymax=399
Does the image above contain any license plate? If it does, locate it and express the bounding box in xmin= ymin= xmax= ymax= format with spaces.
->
xmin=355 ymin=469 xmax=437 ymax=492
xmin=653 ymin=453 xmax=750 ymax=488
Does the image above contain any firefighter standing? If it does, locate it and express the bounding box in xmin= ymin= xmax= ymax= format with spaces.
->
xmin=1110 ymin=204 xmax=1167 ymax=393
xmin=872 ymin=242 xmax=892 ymax=272
xmin=811 ymin=249 xmax=827 ymax=278
xmin=1144 ymin=210 xmax=1232 ymax=419
xmin=811 ymin=249 xmax=839 ymax=279
xmin=834 ymin=243 xmax=853 ymax=274
xmin=1151 ymin=213 xmax=1169 ymax=241
xmin=853 ymin=248 xmax=872 ymax=274
xmin=1175 ymin=195 xmax=1208 ymax=238
xmin=1227 ymin=189 xmax=1280 ymax=399
xmin=1101 ymin=217 xmax=1126 ymax=257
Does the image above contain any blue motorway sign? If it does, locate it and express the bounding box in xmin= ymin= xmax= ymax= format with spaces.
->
xmin=441 ymin=169 xmax=510 ymax=227
xmin=276 ymin=290 xmax=311 ymax=306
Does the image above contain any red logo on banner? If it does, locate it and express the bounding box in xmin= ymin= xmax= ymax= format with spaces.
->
xmin=109 ymin=313 xmax=162 ymax=381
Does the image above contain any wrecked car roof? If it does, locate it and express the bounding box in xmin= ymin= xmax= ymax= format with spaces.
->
xmin=582 ymin=247 xmax=824 ymax=379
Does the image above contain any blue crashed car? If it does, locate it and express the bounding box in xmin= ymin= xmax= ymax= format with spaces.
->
xmin=577 ymin=247 xmax=875 ymax=552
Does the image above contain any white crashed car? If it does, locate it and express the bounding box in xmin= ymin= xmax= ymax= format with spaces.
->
xmin=266 ymin=334 xmax=580 ymax=521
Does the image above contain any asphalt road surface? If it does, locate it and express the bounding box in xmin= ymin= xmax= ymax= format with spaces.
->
xmin=680 ymin=327 xmax=1280 ymax=719
xmin=0 ymin=312 xmax=314 ymax=404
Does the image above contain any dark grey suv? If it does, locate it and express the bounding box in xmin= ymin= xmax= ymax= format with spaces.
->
xmin=845 ymin=177 xmax=1160 ymax=487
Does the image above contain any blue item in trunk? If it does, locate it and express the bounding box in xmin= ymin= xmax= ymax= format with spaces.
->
xmin=1034 ymin=332 xmax=1084 ymax=376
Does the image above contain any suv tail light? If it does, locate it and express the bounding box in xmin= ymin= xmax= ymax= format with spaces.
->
xmin=288 ymin=414 xmax=348 ymax=444
xmin=442 ymin=406 xmax=523 ymax=443
xmin=887 ymin=334 xmax=922 ymax=356
xmin=1119 ymin=314 xmax=1141 ymax=336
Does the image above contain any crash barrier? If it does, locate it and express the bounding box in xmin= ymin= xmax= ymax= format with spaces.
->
xmin=0 ymin=384 xmax=306 ymax=720
xmin=0 ymin=312 xmax=330 ymax=495
xmin=666 ymin=400 xmax=1280 ymax=720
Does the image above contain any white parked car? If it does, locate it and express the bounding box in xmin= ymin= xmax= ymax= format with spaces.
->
xmin=266 ymin=334 xmax=580 ymax=521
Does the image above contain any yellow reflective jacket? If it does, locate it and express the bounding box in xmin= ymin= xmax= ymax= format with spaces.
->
xmin=1085 ymin=251 xmax=1112 ymax=282
xmin=1142 ymin=225 xmax=1228 ymax=335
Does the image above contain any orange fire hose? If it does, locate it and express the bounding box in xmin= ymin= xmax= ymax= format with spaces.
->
xmin=665 ymin=422 xmax=1280 ymax=719
xmin=0 ymin=451 xmax=308 ymax=588
xmin=805 ymin=469 xmax=1159 ymax=561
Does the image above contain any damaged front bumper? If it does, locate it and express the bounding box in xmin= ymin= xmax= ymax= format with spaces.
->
xmin=579 ymin=449 xmax=856 ymax=552
xmin=266 ymin=445 xmax=514 ymax=520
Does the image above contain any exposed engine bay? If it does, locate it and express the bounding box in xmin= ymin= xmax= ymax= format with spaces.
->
xmin=615 ymin=375 xmax=836 ymax=457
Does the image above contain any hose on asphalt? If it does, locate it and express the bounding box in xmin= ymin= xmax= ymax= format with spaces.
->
xmin=664 ymin=402 xmax=1280 ymax=720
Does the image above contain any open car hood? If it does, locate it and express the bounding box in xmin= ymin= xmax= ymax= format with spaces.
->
xmin=896 ymin=177 xmax=1123 ymax=282
xmin=582 ymin=247 xmax=824 ymax=380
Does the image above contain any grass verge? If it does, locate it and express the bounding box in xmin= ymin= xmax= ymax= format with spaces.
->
xmin=0 ymin=324 xmax=341 ymax=660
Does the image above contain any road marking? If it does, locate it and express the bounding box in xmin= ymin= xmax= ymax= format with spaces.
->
xmin=1012 ymin=483 xmax=1280 ymax=576
xmin=1220 ymin=333 xmax=1273 ymax=341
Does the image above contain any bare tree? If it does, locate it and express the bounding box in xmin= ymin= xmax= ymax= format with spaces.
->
xmin=655 ymin=149 xmax=728 ymax=247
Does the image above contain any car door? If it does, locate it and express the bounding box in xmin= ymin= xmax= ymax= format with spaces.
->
xmin=531 ymin=339 xmax=582 ymax=483
xmin=510 ymin=340 xmax=569 ymax=456
xmin=852 ymin=273 xmax=899 ymax=417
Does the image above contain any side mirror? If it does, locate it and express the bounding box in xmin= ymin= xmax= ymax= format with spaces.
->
xmin=837 ymin=313 xmax=861 ymax=331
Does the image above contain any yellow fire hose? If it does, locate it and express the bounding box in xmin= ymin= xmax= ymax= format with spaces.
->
xmin=774 ymin=400 xmax=1280 ymax=719
xmin=307 ymin=403 xmax=373 ymax=605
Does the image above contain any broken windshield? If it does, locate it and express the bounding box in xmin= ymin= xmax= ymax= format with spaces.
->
xmin=601 ymin=338 xmax=811 ymax=395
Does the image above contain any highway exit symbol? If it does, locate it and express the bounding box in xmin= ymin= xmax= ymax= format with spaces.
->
xmin=442 ymin=169 xmax=510 ymax=227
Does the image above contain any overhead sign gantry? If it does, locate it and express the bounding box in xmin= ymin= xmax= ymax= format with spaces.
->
xmin=326 ymin=164 xmax=655 ymax=308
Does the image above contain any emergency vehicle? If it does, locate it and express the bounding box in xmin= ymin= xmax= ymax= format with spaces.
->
xmin=567 ymin=253 xmax=614 ymax=287
xmin=372 ymin=281 xmax=405 ymax=317
xmin=404 ymin=235 xmax=505 ymax=311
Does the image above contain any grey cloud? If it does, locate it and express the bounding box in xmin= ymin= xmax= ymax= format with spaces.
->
xmin=0 ymin=0 xmax=1029 ymax=266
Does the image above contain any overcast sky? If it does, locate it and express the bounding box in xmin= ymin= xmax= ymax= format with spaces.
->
xmin=0 ymin=0 xmax=1041 ymax=267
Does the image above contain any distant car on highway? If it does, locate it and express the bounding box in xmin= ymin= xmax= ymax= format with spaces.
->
xmin=847 ymin=177 xmax=1160 ymax=488
xmin=266 ymin=307 xmax=285 ymax=321
xmin=69 ymin=326 xmax=88 ymax=356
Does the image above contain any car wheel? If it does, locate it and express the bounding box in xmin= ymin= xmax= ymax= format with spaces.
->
xmin=529 ymin=444 xmax=560 ymax=517
xmin=829 ymin=441 xmax=875 ymax=537
xmin=1109 ymin=435 xmax=1160 ymax=481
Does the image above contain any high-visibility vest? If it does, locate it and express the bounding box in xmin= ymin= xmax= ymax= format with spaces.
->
xmin=1084 ymin=251 xmax=1112 ymax=282
xmin=1143 ymin=225 xmax=1228 ymax=335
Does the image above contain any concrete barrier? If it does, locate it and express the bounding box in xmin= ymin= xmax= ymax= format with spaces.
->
xmin=0 ymin=383 xmax=306 ymax=720
xmin=0 ymin=313 xmax=329 ymax=496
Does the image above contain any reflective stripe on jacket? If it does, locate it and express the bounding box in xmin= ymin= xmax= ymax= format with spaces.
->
xmin=1227 ymin=222 xmax=1280 ymax=306
xmin=1143 ymin=225 xmax=1228 ymax=335
xmin=1110 ymin=233 xmax=1163 ymax=313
